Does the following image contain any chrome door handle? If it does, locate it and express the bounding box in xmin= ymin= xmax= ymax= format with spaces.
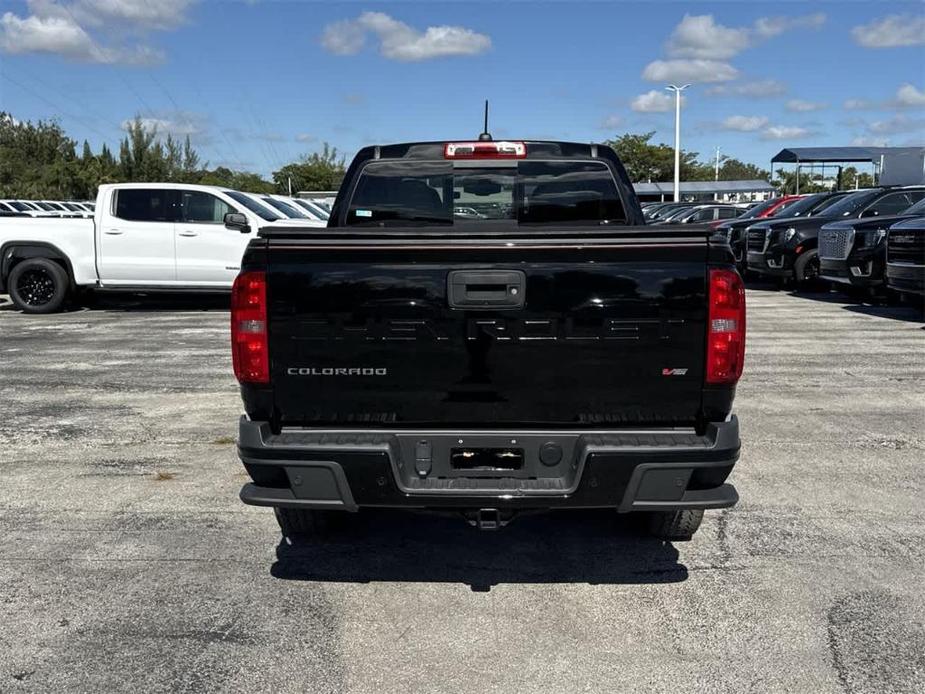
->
xmin=178 ymin=230 xmax=198 ymax=237
xmin=104 ymin=229 xmax=122 ymax=235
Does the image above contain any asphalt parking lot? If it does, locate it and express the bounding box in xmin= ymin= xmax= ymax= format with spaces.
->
xmin=0 ymin=288 xmax=923 ymax=694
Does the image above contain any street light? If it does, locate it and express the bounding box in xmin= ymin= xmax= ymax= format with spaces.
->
xmin=665 ymin=84 xmax=690 ymax=202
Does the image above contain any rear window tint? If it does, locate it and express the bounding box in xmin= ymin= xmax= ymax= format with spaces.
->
xmin=115 ymin=189 xmax=174 ymax=222
xmin=346 ymin=160 xmax=626 ymax=227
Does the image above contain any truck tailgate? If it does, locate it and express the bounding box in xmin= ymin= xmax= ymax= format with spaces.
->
xmin=265 ymin=232 xmax=708 ymax=428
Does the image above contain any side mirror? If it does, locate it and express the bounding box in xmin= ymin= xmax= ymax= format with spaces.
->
xmin=224 ymin=212 xmax=251 ymax=233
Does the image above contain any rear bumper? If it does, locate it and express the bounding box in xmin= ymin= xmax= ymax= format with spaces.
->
xmin=237 ymin=416 xmax=740 ymax=513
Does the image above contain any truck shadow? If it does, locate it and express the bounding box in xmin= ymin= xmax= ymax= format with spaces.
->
xmin=75 ymin=292 xmax=230 ymax=313
xmin=783 ymin=288 xmax=924 ymax=323
xmin=271 ymin=509 xmax=688 ymax=591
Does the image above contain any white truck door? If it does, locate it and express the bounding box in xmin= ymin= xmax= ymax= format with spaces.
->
xmin=98 ymin=188 xmax=177 ymax=283
xmin=174 ymin=189 xmax=250 ymax=286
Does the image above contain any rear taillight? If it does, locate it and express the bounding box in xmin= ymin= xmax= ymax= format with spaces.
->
xmin=706 ymin=268 xmax=746 ymax=385
xmin=231 ymin=271 xmax=269 ymax=384
xmin=444 ymin=141 xmax=526 ymax=159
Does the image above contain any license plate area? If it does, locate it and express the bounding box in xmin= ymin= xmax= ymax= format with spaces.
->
xmin=394 ymin=432 xmax=578 ymax=484
xmin=451 ymin=447 xmax=524 ymax=471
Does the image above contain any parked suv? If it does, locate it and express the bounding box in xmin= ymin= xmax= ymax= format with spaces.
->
xmin=819 ymin=194 xmax=925 ymax=293
xmin=715 ymin=193 xmax=837 ymax=273
xmin=746 ymin=187 xmax=925 ymax=287
xmin=665 ymin=205 xmax=743 ymax=225
xmin=886 ymin=217 xmax=925 ymax=300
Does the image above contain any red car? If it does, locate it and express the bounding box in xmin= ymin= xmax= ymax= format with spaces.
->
xmin=707 ymin=195 xmax=803 ymax=230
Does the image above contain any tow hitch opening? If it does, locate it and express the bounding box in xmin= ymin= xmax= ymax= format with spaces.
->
xmin=464 ymin=508 xmax=516 ymax=531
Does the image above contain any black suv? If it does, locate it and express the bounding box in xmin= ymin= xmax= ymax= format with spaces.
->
xmin=746 ymin=187 xmax=925 ymax=287
xmin=886 ymin=216 xmax=925 ymax=300
xmin=717 ymin=192 xmax=849 ymax=274
xmin=819 ymin=193 xmax=925 ymax=293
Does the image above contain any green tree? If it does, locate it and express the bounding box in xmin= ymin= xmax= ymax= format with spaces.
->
xmin=717 ymin=157 xmax=770 ymax=181
xmin=197 ymin=166 xmax=275 ymax=193
xmin=838 ymin=166 xmax=874 ymax=190
xmin=0 ymin=112 xmax=83 ymax=198
xmin=603 ymin=131 xmax=711 ymax=183
xmin=773 ymin=168 xmax=830 ymax=195
xmin=1 ymin=113 xmax=319 ymax=200
xmin=272 ymin=143 xmax=346 ymax=193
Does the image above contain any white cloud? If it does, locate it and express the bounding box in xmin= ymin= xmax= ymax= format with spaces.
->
xmin=664 ymin=13 xmax=826 ymax=61
xmin=844 ymin=98 xmax=874 ymax=111
xmin=761 ymin=125 xmax=813 ymax=140
xmin=642 ymin=59 xmax=737 ymax=83
xmin=320 ymin=18 xmax=365 ymax=55
xmin=867 ymin=115 xmax=925 ymax=135
xmin=665 ymin=14 xmax=750 ymax=60
xmin=895 ymin=83 xmax=925 ymax=108
xmin=645 ymin=13 xmax=826 ymax=86
xmin=321 ymin=11 xmax=491 ymax=61
xmin=0 ymin=0 xmax=188 ymax=63
xmin=753 ymin=13 xmax=826 ymax=38
xmin=721 ymin=115 xmax=769 ymax=132
xmin=599 ymin=115 xmax=623 ymax=129
xmin=121 ymin=112 xmax=205 ymax=137
xmin=786 ymin=99 xmax=826 ymax=112
xmin=73 ymin=0 xmax=195 ymax=31
xmin=295 ymin=133 xmax=317 ymax=143
xmin=843 ymin=84 xmax=925 ymax=112
xmin=851 ymin=136 xmax=890 ymax=147
xmin=630 ymin=90 xmax=681 ymax=113
xmin=852 ymin=14 xmax=925 ymax=48
xmin=707 ymin=79 xmax=787 ymax=97
xmin=1 ymin=11 xmax=99 ymax=59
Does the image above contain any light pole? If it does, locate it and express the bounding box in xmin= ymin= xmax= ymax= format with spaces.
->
xmin=665 ymin=84 xmax=690 ymax=202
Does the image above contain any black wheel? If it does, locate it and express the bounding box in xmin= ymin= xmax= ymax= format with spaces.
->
xmin=274 ymin=507 xmax=332 ymax=542
xmin=793 ymin=249 xmax=820 ymax=288
xmin=646 ymin=509 xmax=704 ymax=541
xmin=8 ymin=258 xmax=69 ymax=314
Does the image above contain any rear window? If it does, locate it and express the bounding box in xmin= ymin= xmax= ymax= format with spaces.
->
xmin=115 ymin=189 xmax=174 ymax=222
xmin=346 ymin=160 xmax=626 ymax=227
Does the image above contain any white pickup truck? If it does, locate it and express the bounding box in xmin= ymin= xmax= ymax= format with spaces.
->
xmin=0 ymin=182 xmax=324 ymax=313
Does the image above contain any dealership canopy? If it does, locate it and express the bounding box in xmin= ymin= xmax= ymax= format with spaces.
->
xmin=633 ymin=180 xmax=776 ymax=200
xmin=770 ymin=146 xmax=925 ymax=188
xmin=770 ymin=146 xmax=924 ymax=164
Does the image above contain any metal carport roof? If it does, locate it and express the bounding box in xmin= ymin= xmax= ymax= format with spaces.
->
xmin=633 ymin=180 xmax=776 ymax=195
xmin=770 ymin=146 xmax=924 ymax=164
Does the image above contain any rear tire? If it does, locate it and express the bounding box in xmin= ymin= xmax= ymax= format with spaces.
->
xmin=8 ymin=258 xmax=69 ymax=314
xmin=274 ymin=507 xmax=331 ymax=542
xmin=647 ymin=509 xmax=704 ymax=541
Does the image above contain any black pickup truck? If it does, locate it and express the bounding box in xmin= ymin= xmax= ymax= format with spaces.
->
xmin=230 ymin=139 xmax=745 ymax=542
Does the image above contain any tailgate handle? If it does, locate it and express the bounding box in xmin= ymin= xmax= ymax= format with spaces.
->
xmin=448 ymin=270 xmax=526 ymax=310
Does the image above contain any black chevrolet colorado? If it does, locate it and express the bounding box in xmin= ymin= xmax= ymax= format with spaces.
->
xmin=230 ymin=139 xmax=745 ymax=542
xmin=818 ymin=194 xmax=925 ymax=293
xmin=747 ymin=187 xmax=925 ymax=287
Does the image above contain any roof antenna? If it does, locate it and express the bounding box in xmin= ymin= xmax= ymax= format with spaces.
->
xmin=478 ymin=100 xmax=492 ymax=141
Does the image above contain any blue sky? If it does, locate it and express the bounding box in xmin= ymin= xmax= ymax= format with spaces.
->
xmin=1 ymin=1 xmax=924 ymax=177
